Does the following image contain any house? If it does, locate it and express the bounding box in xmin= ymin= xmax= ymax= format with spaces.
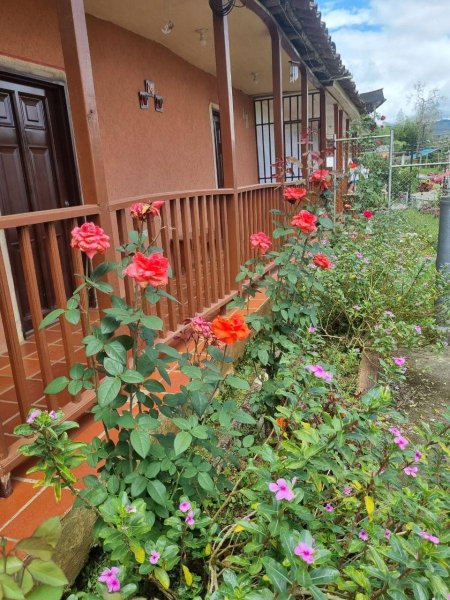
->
xmin=0 ymin=0 xmax=371 ymax=496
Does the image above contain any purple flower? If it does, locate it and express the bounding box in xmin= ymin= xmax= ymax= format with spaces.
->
xmin=125 ymin=505 xmax=136 ymax=513
xmin=149 ymin=550 xmax=160 ymax=565
xmin=414 ymin=450 xmax=423 ymax=462
xmin=306 ymin=364 xmax=333 ymax=382
xmin=324 ymin=503 xmax=334 ymax=512
xmin=185 ymin=511 xmax=195 ymax=526
xmin=98 ymin=567 xmax=120 ymax=593
xmin=359 ymin=529 xmax=369 ymax=541
xmin=363 ymin=257 xmax=370 ymax=263
xmin=419 ymin=531 xmax=440 ymax=544
xmin=403 ymin=466 xmax=418 ymax=477
xmin=179 ymin=501 xmax=191 ymax=513
xmin=393 ymin=356 xmax=406 ymax=367
xmin=268 ymin=478 xmax=295 ymax=502
xmin=353 ymin=305 xmax=361 ymax=311
xmin=26 ymin=409 xmax=41 ymax=424
xmin=308 ymin=327 xmax=317 ymax=333
xmin=384 ymin=310 xmax=394 ymax=317
xmin=355 ymin=252 xmax=363 ymax=258
xmin=388 ymin=427 xmax=401 ymax=435
xmin=393 ymin=435 xmax=409 ymax=450
xmin=414 ymin=325 xmax=422 ymax=333
xmin=49 ymin=410 xmax=58 ymax=420
xmin=294 ymin=542 xmax=315 ymax=564
xmin=385 ymin=529 xmax=391 ymax=540
xmin=343 ymin=486 xmax=353 ymax=496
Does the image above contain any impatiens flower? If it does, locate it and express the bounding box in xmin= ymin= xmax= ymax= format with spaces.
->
xmin=294 ymin=542 xmax=315 ymax=564
xmin=48 ymin=410 xmax=58 ymax=420
xmin=313 ymin=254 xmax=332 ymax=269
xmin=359 ymin=529 xmax=369 ymax=541
xmin=306 ymin=364 xmax=333 ymax=382
xmin=385 ymin=529 xmax=391 ymax=540
xmin=393 ymin=435 xmax=409 ymax=450
xmin=130 ymin=200 xmax=165 ymax=220
xmin=414 ymin=325 xmax=422 ymax=333
xmin=149 ymin=550 xmax=160 ymax=565
xmin=98 ymin=567 xmax=120 ymax=593
xmin=419 ymin=531 xmax=440 ymax=544
xmin=268 ymin=478 xmax=295 ymax=502
xmin=324 ymin=503 xmax=334 ymax=512
xmin=343 ymin=486 xmax=353 ymax=496
xmin=388 ymin=427 xmax=401 ymax=435
xmin=190 ymin=316 xmax=213 ymax=338
xmin=414 ymin=450 xmax=423 ymax=462
xmin=125 ymin=505 xmax=137 ymax=513
xmin=403 ymin=466 xmax=418 ymax=477
xmin=123 ymin=252 xmax=169 ymax=289
xmin=26 ymin=409 xmax=42 ymax=424
xmin=291 ymin=210 xmax=318 ymax=234
xmin=363 ymin=210 xmax=373 ymax=219
xmin=211 ymin=314 xmax=250 ymax=345
xmin=250 ymin=232 xmax=272 ymax=254
xmin=355 ymin=251 xmax=363 ymax=259
xmin=284 ymin=186 xmax=307 ymax=204
xmin=71 ymin=222 xmax=110 ymax=260
xmin=185 ymin=511 xmax=195 ymax=526
xmin=179 ymin=501 xmax=191 ymax=513
xmin=308 ymin=327 xmax=317 ymax=333
xmin=393 ymin=356 xmax=406 ymax=366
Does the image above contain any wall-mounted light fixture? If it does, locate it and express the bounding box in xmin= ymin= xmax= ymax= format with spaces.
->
xmin=161 ymin=20 xmax=174 ymax=35
xmin=251 ymin=72 xmax=259 ymax=85
xmin=195 ymin=28 xmax=208 ymax=47
xmin=289 ymin=61 xmax=300 ymax=84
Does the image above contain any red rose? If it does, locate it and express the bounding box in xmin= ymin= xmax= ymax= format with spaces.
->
xmin=71 ymin=222 xmax=110 ymax=260
xmin=380 ymin=115 xmax=386 ymax=121
xmin=130 ymin=200 xmax=165 ymax=220
xmin=309 ymin=169 xmax=332 ymax=191
xmin=211 ymin=314 xmax=250 ymax=345
xmin=313 ymin=254 xmax=332 ymax=269
xmin=291 ymin=210 xmax=317 ymax=234
xmin=123 ymin=252 xmax=169 ymax=288
xmin=363 ymin=210 xmax=373 ymax=219
xmin=250 ymin=231 xmax=272 ymax=254
xmin=283 ymin=186 xmax=307 ymax=204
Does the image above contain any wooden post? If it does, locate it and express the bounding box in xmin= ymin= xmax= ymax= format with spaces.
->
xmin=338 ymin=108 xmax=344 ymax=172
xmin=300 ymin=64 xmax=309 ymax=180
xmin=56 ymin=0 xmax=118 ymax=297
xmin=271 ymin=27 xmax=284 ymax=182
xmin=319 ymin=88 xmax=327 ymax=153
xmin=213 ymin=4 xmax=241 ymax=285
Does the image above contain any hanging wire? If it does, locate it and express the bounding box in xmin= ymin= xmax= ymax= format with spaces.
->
xmin=208 ymin=0 xmax=246 ymax=17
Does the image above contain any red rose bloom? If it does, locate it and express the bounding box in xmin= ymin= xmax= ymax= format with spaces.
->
xmin=363 ymin=210 xmax=373 ymax=219
xmin=309 ymin=169 xmax=332 ymax=191
xmin=283 ymin=186 xmax=307 ymax=204
xmin=123 ymin=252 xmax=169 ymax=288
xmin=313 ymin=254 xmax=332 ymax=269
xmin=250 ymin=232 xmax=272 ymax=254
xmin=380 ymin=115 xmax=386 ymax=121
xmin=71 ymin=222 xmax=110 ymax=260
xmin=130 ymin=200 xmax=165 ymax=220
xmin=291 ymin=210 xmax=317 ymax=234
xmin=211 ymin=314 xmax=250 ymax=345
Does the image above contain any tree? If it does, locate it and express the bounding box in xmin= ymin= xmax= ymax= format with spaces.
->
xmin=410 ymin=82 xmax=442 ymax=152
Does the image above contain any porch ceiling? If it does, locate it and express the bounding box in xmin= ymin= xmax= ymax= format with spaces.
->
xmin=83 ymin=0 xmax=312 ymax=96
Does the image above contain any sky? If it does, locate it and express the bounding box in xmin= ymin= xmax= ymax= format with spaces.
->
xmin=320 ymin=0 xmax=450 ymax=121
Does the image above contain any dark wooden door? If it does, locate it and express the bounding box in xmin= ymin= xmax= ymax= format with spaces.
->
xmin=0 ymin=76 xmax=80 ymax=334
xmin=212 ymin=109 xmax=224 ymax=188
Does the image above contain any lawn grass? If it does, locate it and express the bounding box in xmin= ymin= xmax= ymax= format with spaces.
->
xmin=402 ymin=208 xmax=439 ymax=248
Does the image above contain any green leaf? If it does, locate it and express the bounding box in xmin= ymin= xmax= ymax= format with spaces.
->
xmin=147 ymin=480 xmax=167 ymax=506
xmin=0 ymin=573 xmax=25 ymax=600
xmin=104 ymin=340 xmax=127 ymax=364
xmin=69 ymin=363 xmax=85 ymax=380
xmin=91 ymin=262 xmax=116 ymax=280
xmin=411 ymin=582 xmax=428 ymax=600
xmin=261 ymin=557 xmax=290 ymax=594
xmin=226 ymin=376 xmax=250 ymax=391
xmin=67 ymin=379 xmax=83 ymax=396
xmin=153 ymin=567 xmax=170 ymax=590
xmin=121 ymin=369 xmax=145 ymax=384
xmin=39 ymin=309 xmax=65 ymax=330
xmin=97 ymin=377 xmax=122 ymax=407
xmin=44 ymin=377 xmax=69 ymax=395
xmin=15 ymin=538 xmax=54 ymax=561
xmin=174 ymin=431 xmax=192 ymax=456
xmin=4 ymin=557 xmax=22 ymax=575
xmin=141 ymin=315 xmax=163 ymax=330
xmin=64 ymin=309 xmax=80 ymax=325
xmin=27 ymin=560 xmax=68 ymax=587
xmin=103 ymin=357 xmax=124 ymax=376
xmin=309 ymin=586 xmax=328 ymax=600
xmin=197 ymin=471 xmax=215 ymax=492
xmin=26 ymin=585 xmax=64 ymax=600
xmin=130 ymin=429 xmax=151 ymax=458
xmin=310 ymin=567 xmax=340 ymax=585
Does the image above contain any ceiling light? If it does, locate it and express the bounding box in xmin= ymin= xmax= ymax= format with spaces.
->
xmin=196 ymin=28 xmax=208 ymax=47
xmin=161 ymin=20 xmax=174 ymax=35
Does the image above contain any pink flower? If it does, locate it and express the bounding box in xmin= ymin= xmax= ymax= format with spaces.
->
xmin=190 ymin=317 xmax=213 ymax=338
xmin=26 ymin=409 xmax=41 ymax=424
xmin=355 ymin=252 xmax=363 ymax=259
xmin=393 ymin=356 xmax=406 ymax=367
xmin=419 ymin=531 xmax=440 ymax=544
xmin=308 ymin=327 xmax=317 ymax=333
xmin=363 ymin=210 xmax=373 ymax=219
xmin=123 ymin=252 xmax=169 ymax=289
xmin=343 ymin=486 xmax=353 ymax=496
xmin=98 ymin=567 xmax=120 ymax=593
xmin=179 ymin=501 xmax=192 ymax=513
xmin=384 ymin=310 xmax=394 ymax=317
xmin=291 ymin=210 xmax=318 ymax=234
xmin=71 ymin=222 xmax=110 ymax=260
xmin=250 ymin=232 xmax=272 ymax=254
xmin=388 ymin=427 xmax=401 ymax=435
xmin=385 ymin=529 xmax=391 ymax=540
xmin=268 ymin=478 xmax=295 ymax=502
xmin=324 ymin=503 xmax=334 ymax=512
xmin=393 ymin=435 xmax=409 ymax=450
xmin=313 ymin=254 xmax=332 ymax=269
xmin=125 ymin=505 xmax=137 ymax=513
xmin=414 ymin=325 xmax=422 ymax=333
xmin=414 ymin=450 xmax=423 ymax=462
xmin=294 ymin=542 xmax=315 ymax=564
xmin=49 ymin=410 xmax=58 ymax=420
xmin=185 ymin=511 xmax=195 ymax=526
xmin=306 ymin=364 xmax=333 ymax=382
xmin=149 ymin=550 xmax=160 ymax=565
xmin=403 ymin=466 xmax=418 ymax=477
xmin=359 ymin=529 xmax=369 ymax=541
xmin=130 ymin=200 xmax=165 ymax=220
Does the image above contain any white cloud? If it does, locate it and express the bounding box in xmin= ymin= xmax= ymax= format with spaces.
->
xmin=321 ymin=0 xmax=450 ymax=119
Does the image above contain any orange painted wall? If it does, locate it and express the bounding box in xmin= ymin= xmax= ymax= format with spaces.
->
xmin=0 ymin=0 xmax=258 ymax=200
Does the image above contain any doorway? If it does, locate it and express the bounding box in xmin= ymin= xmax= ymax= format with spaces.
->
xmin=211 ymin=109 xmax=224 ymax=188
xmin=0 ymin=74 xmax=80 ymax=334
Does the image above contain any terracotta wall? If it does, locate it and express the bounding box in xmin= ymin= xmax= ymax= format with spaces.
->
xmin=0 ymin=0 xmax=258 ymax=201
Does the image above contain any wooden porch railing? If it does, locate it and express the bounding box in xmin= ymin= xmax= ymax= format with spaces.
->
xmin=0 ymin=184 xmax=278 ymax=492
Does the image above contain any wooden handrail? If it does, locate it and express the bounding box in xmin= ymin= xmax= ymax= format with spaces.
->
xmin=109 ymin=188 xmax=235 ymax=211
xmin=237 ymin=183 xmax=279 ymax=192
xmin=0 ymin=204 xmax=100 ymax=229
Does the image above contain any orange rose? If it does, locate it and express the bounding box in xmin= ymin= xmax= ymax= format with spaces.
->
xmin=123 ymin=252 xmax=169 ymax=288
xmin=211 ymin=314 xmax=250 ymax=345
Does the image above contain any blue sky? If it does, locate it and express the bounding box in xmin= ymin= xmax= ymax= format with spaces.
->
xmin=320 ymin=0 xmax=450 ymax=120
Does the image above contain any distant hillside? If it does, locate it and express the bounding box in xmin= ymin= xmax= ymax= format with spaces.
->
xmin=434 ymin=119 xmax=450 ymax=134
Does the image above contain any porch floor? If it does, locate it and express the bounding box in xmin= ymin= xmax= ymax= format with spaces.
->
xmin=0 ymin=291 xmax=268 ymax=547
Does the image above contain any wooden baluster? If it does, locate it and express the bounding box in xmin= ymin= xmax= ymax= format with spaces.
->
xmin=70 ymin=219 xmax=89 ymax=339
xmin=191 ymin=196 xmax=204 ymax=312
xmin=19 ymin=227 xmax=57 ymax=411
xmin=180 ymin=197 xmax=195 ymax=316
xmin=160 ymin=202 xmax=177 ymax=331
xmin=199 ymin=195 xmax=211 ymax=307
xmin=0 ymin=246 xmax=29 ymax=421
xmin=214 ymin=196 xmax=225 ymax=298
xmin=238 ymin=192 xmax=244 ymax=264
xmin=207 ymin=195 xmax=219 ymax=304
xmin=45 ymin=223 xmax=77 ymax=377
xmin=116 ymin=209 xmax=134 ymax=306
xmin=170 ymin=199 xmax=185 ymax=322
xmin=243 ymin=191 xmax=249 ymax=262
xmin=221 ymin=195 xmax=231 ymax=293
xmin=147 ymin=217 xmax=165 ymax=329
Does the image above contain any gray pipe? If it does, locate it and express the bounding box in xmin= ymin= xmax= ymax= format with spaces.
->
xmin=436 ymin=195 xmax=450 ymax=331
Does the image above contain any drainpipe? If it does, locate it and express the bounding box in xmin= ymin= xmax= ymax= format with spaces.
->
xmin=436 ymin=178 xmax=450 ymax=335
